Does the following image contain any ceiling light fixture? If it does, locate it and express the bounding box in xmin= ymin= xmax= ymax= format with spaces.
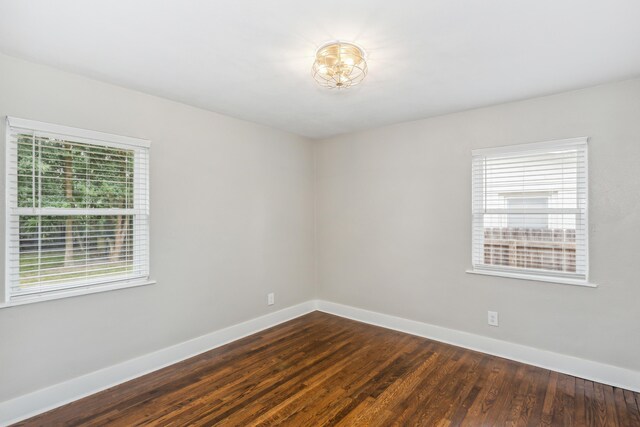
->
xmin=312 ymin=41 xmax=367 ymax=89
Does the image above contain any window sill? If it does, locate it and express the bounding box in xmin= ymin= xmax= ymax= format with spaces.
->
xmin=0 ymin=279 xmax=156 ymax=308
xmin=466 ymin=269 xmax=598 ymax=288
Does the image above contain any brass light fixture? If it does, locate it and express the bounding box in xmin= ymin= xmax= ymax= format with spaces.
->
xmin=312 ymin=41 xmax=367 ymax=89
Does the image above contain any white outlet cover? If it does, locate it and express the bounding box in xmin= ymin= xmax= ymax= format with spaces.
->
xmin=267 ymin=293 xmax=275 ymax=306
xmin=488 ymin=311 xmax=499 ymax=326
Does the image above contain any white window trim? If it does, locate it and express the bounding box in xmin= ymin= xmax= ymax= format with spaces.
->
xmin=0 ymin=279 xmax=157 ymax=308
xmin=466 ymin=269 xmax=597 ymax=288
xmin=471 ymin=137 xmax=587 ymax=156
xmin=7 ymin=117 xmax=150 ymax=149
xmin=470 ymin=137 xmax=595 ymax=288
xmin=3 ymin=116 xmax=153 ymax=307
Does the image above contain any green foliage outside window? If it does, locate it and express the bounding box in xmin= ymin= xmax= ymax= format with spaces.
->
xmin=17 ymin=134 xmax=135 ymax=286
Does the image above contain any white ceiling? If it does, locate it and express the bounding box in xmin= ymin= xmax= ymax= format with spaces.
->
xmin=1 ymin=1 xmax=640 ymax=139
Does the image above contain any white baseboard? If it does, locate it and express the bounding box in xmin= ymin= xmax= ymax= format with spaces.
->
xmin=0 ymin=300 xmax=317 ymax=426
xmin=316 ymin=300 xmax=640 ymax=393
xmin=3 ymin=299 xmax=638 ymax=426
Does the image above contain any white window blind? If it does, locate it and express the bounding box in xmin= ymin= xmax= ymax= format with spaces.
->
xmin=471 ymin=138 xmax=588 ymax=284
xmin=5 ymin=117 xmax=150 ymax=304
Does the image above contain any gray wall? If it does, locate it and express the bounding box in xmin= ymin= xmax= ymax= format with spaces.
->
xmin=2 ymin=51 xmax=639 ymax=404
xmin=0 ymin=53 xmax=315 ymax=401
xmin=316 ymin=78 xmax=640 ymax=372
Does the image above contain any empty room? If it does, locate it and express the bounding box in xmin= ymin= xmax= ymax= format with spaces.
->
xmin=1 ymin=1 xmax=639 ymax=426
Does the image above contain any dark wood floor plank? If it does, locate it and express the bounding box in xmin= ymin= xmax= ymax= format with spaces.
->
xmin=594 ymin=381 xmax=615 ymax=427
xmin=472 ymin=358 xmax=521 ymax=426
xmin=623 ymin=390 xmax=640 ymax=426
xmin=540 ymin=370 xmax=560 ymax=425
xmin=392 ymin=347 xmax=466 ymax=424
xmin=575 ymin=377 xmax=587 ymax=426
xmin=551 ymin=373 xmax=576 ymax=426
xmin=406 ymin=350 xmax=480 ymax=425
xmin=457 ymin=360 xmax=502 ymax=425
xmin=603 ymin=384 xmax=621 ymax=427
xmin=13 ymin=311 xmax=640 ymax=427
xmin=585 ymin=380 xmax=600 ymax=426
xmin=496 ymin=362 xmax=529 ymax=426
xmin=615 ymin=387 xmax=635 ymax=427
xmin=118 ymin=318 xmax=351 ymax=426
xmin=333 ymin=396 xmax=378 ymax=426
xmin=447 ymin=352 xmax=503 ymax=426
xmin=510 ymin=364 xmax=550 ymax=427
xmin=339 ymin=348 xmax=443 ymax=426
xmin=417 ymin=352 xmax=486 ymax=426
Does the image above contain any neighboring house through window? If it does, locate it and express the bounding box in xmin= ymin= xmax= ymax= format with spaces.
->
xmin=505 ymin=195 xmax=549 ymax=229
xmin=471 ymin=137 xmax=589 ymax=286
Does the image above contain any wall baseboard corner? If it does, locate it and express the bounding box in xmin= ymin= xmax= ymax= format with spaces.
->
xmin=316 ymin=300 xmax=640 ymax=394
xmin=3 ymin=298 xmax=637 ymax=426
xmin=0 ymin=300 xmax=317 ymax=426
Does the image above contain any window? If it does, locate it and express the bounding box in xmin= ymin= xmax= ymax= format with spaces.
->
xmin=471 ymin=138 xmax=589 ymax=285
xmin=4 ymin=117 xmax=151 ymax=305
xmin=506 ymin=195 xmax=549 ymax=229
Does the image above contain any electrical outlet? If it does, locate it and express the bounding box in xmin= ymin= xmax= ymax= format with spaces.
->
xmin=267 ymin=293 xmax=275 ymax=306
xmin=488 ymin=311 xmax=499 ymax=327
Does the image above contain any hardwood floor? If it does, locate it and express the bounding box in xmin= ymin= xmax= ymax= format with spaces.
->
xmin=15 ymin=311 xmax=640 ymax=426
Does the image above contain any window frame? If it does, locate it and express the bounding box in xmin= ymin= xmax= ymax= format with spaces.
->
xmin=3 ymin=117 xmax=154 ymax=307
xmin=468 ymin=137 xmax=596 ymax=287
